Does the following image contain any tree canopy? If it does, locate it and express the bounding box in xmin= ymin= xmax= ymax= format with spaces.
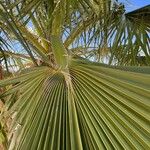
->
xmin=0 ymin=1 xmax=150 ymax=150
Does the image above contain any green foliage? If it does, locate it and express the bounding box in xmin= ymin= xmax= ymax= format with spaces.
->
xmin=0 ymin=121 xmax=8 ymax=149
xmin=0 ymin=0 xmax=149 ymax=66
xmin=0 ymin=1 xmax=149 ymax=150
xmin=0 ymin=59 xmax=150 ymax=149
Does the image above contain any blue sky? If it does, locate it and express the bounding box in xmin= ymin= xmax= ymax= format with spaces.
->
xmin=119 ymin=0 xmax=150 ymax=12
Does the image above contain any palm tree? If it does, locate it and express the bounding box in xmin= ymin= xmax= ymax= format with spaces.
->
xmin=0 ymin=0 xmax=150 ymax=149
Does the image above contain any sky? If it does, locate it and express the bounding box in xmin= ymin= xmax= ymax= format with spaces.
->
xmin=119 ymin=0 xmax=150 ymax=12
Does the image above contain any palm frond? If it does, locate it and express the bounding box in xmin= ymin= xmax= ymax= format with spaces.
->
xmin=0 ymin=1 xmax=149 ymax=66
xmin=0 ymin=59 xmax=149 ymax=150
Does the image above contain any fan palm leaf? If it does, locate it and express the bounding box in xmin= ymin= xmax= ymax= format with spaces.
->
xmin=0 ymin=58 xmax=150 ymax=150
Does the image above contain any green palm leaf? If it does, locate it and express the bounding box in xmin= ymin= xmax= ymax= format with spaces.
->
xmin=1 ymin=58 xmax=149 ymax=150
